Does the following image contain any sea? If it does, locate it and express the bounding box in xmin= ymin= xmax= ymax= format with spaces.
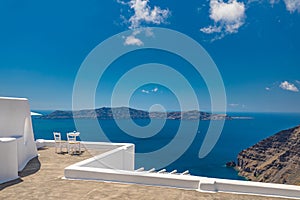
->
xmin=32 ymin=112 xmax=300 ymax=180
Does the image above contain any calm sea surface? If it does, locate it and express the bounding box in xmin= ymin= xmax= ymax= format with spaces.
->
xmin=32 ymin=112 xmax=300 ymax=180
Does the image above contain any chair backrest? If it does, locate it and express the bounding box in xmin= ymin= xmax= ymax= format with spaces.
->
xmin=53 ymin=132 xmax=62 ymax=141
xmin=67 ymin=132 xmax=78 ymax=142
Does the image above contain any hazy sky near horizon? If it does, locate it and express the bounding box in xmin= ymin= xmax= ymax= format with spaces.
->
xmin=0 ymin=0 xmax=299 ymax=112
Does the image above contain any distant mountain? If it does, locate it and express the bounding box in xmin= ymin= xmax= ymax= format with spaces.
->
xmin=39 ymin=107 xmax=232 ymax=120
xmin=236 ymin=125 xmax=300 ymax=185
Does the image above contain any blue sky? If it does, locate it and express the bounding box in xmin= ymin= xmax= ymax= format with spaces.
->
xmin=0 ymin=0 xmax=299 ymax=112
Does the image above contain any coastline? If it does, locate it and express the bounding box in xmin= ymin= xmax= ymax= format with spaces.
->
xmin=235 ymin=125 xmax=300 ymax=185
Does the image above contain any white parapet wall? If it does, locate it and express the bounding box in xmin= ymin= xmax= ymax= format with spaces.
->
xmin=65 ymin=166 xmax=202 ymax=189
xmin=0 ymin=97 xmax=38 ymax=175
xmin=61 ymin=140 xmax=300 ymax=199
xmin=80 ymin=145 xmax=135 ymax=170
xmin=64 ymin=141 xmax=201 ymax=189
xmin=65 ymin=142 xmax=135 ymax=171
xmin=199 ymin=177 xmax=300 ymax=199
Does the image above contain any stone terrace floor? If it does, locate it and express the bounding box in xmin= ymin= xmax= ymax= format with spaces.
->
xmin=0 ymin=147 xmax=293 ymax=200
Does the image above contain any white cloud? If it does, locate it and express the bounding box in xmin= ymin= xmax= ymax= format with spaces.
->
xmin=228 ymin=103 xmax=246 ymax=109
xmin=152 ymin=87 xmax=158 ymax=92
xmin=267 ymin=0 xmax=300 ymax=13
xmin=141 ymin=89 xmax=150 ymax=94
xmin=210 ymin=0 xmax=245 ymax=24
xmin=283 ymin=0 xmax=300 ymax=13
xmin=119 ymin=0 xmax=170 ymax=30
xmin=279 ymin=81 xmax=299 ymax=92
xmin=201 ymin=0 xmax=246 ymax=38
xmin=200 ymin=25 xmax=222 ymax=34
xmin=265 ymin=87 xmax=271 ymax=91
xmin=123 ymin=30 xmax=144 ymax=46
xmin=123 ymin=29 xmax=144 ymax=46
xmin=124 ymin=35 xmax=143 ymax=46
xmin=141 ymin=87 xmax=158 ymax=94
xmin=144 ymin=27 xmax=154 ymax=37
xmin=119 ymin=1 xmax=169 ymax=46
xmin=269 ymin=0 xmax=279 ymax=4
xmin=123 ymin=27 xmax=155 ymax=46
xmin=116 ymin=0 xmax=127 ymax=5
xmin=296 ymin=80 xmax=300 ymax=84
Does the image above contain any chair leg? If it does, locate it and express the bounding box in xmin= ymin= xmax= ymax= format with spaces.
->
xmin=68 ymin=144 xmax=71 ymax=155
xmin=69 ymin=144 xmax=74 ymax=155
xmin=56 ymin=143 xmax=59 ymax=153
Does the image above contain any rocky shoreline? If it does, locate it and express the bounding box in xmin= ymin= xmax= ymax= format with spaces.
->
xmin=235 ymin=125 xmax=300 ymax=185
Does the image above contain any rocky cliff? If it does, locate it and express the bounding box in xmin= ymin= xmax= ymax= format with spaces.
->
xmin=236 ymin=125 xmax=300 ymax=185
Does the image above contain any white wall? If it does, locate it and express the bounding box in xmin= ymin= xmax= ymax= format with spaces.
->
xmin=64 ymin=141 xmax=201 ymax=189
xmin=74 ymin=143 xmax=134 ymax=171
xmin=65 ymin=167 xmax=201 ymax=189
xmin=199 ymin=177 xmax=300 ymax=199
xmin=0 ymin=97 xmax=38 ymax=172
xmin=0 ymin=137 xmax=18 ymax=184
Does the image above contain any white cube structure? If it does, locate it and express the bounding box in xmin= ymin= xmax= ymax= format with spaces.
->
xmin=0 ymin=137 xmax=18 ymax=184
xmin=0 ymin=97 xmax=38 ymax=183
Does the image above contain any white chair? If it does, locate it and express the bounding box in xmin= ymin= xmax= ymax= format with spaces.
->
xmin=67 ymin=132 xmax=81 ymax=155
xmin=53 ymin=132 xmax=67 ymax=153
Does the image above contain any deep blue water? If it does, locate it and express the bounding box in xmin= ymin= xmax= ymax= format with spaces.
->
xmin=32 ymin=112 xmax=300 ymax=180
